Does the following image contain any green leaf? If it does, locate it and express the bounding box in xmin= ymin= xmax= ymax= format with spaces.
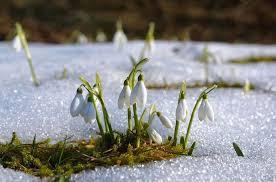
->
xmin=139 ymin=108 xmax=148 ymax=124
xmin=187 ymin=141 xmax=196 ymax=156
xmin=95 ymin=73 xmax=103 ymax=97
xmin=128 ymin=58 xmax=149 ymax=89
xmin=233 ymin=142 xmax=244 ymax=157
xmin=79 ymin=76 xmax=93 ymax=92
xmin=136 ymin=58 xmax=149 ymax=70
xmin=149 ymin=104 xmax=156 ymax=115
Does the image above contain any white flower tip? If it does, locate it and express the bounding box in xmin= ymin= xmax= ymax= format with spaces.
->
xmin=12 ymin=35 xmax=22 ymax=52
xmin=118 ymin=85 xmax=131 ymax=109
xmin=158 ymin=113 xmax=173 ymax=128
xmin=198 ymin=98 xmax=214 ymax=122
xmin=81 ymin=102 xmax=96 ymax=123
xmin=70 ymin=93 xmax=85 ymax=117
xmin=148 ymin=128 xmax=162 ymax=144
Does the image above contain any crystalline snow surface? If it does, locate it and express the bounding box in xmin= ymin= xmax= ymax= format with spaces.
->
xmin=0 ymin=41 xmax=275 ymax=181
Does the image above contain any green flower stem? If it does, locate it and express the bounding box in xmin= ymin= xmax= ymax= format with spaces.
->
xmin=204 ymin=61 xmax=209 ymax=85
xmin=172 ymin=120 xmax=180 ymax=146
xmin=91 ymin=96 xmax=104 ymax=136
xmin=127 ymin=107 xmax=132 ymax=131
xmin=133 ymin=103 xmax=140 ymax=148
xmin=15 ymin=23 xmax=39 ymax=86
xmin=98 ymin=97 xmax=114 ymax=140
xmin=183 ymin=85 xmax=217 ymax=149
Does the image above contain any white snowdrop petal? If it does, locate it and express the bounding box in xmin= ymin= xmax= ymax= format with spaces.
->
xmin=130 ymin=82 xmax=139 ymax=105
xmin=176 ymin=101 xmax=183 ymax=121
xmin=13 ymin=35 xmax=22 ymax=52
xmin=118 ymin=85 xmax=131 ymax=109
xmin=124 ymin=86 xmax=131 ymax=107
xmin=158 ymin=114 xmax=173 ymax=128
xmin=176 ymin=99 xmax=187 ymax=122
xmin=118 ymin=87 xmax=126 ymax=109
xmin=198 ymin=100 xmax=206 ymax=121
xmin=137 ymin=81 xmax=147 ymax=108
xmin=113 ymin=31 xmax=127 ymax=50
xmin=205 ymin=100 xmax=214 ymax=121
xmin=147 ymin=127 xmax=162 ymax=144
xmin=70 ymin=93 xmax=85 ymax=117
xmin=82 ymin=102 xmax=96 ymax=123
xmin=149 ymin=40 xmax=155 ymax=54
xmin=183 ymin=100 xmax=189 ymax=120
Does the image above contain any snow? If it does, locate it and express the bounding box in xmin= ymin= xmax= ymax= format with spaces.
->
xmin=0 ymin=41 xmax=275 ymax=181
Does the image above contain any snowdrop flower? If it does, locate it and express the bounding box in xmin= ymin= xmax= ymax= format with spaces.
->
xmin=70 ymin=87 xmax=85 ymax=117
xmin=147 ymin=127 xmax=162 ymax=144
xmin=77 ymin=33 xmax=88 ymax=44
xmin=118 ymin=79 xmax=131 ymax=109
xmin=157 ymin=112 xmax=173 ymax=128
xmin=176 ymin=92 xmax=188 ymax=122
xmin=81 ymin=96 xmax=96 ymax=123
xmin=81 ymin=86 xmax=99 ymax=117
xmin=142 ymin=22 xmax=155 ymax=57
xmin=12 ymin=35 xmax=22 ymax=52
xmin=96 ymin=30 xmax=107 ymax=42
xmin=198 ymin=95 xmax=214 ymax=122
xmin=113 ymin=20 xmax=127 ymax=50
xmin=82 ymin=92 xmax=98 ymax=112
xmin=130 ymin=74 xmax=147 ymax=108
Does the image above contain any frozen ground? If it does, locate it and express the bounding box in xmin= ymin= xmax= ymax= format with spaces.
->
xmin=0 ymin=41 xmax=275 ymax=181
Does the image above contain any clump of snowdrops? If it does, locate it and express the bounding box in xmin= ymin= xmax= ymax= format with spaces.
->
xmin=70 ymin=58 xmax=217 ymax=149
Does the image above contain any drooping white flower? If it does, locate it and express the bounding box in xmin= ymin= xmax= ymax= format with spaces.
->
xmin=147 ymin=127 xmax=162 ymax=144
xmin=12 ymin=35 xmax=22 ymax=52
xmin=70 ymin=87 xmax=85 ymax=117
xmin=96 ymin=31 xmax=107 ymax=42
xmin=157 ymin=112 xmax=173 ymax=128
xmin=118 ymin=80 xmax=131 ymax=109
xmin=81 ymin=93 xmax=96 ymax=116
xmin=176 ymin=97 xmax=189 ymax=122
xmin=113 ymin=21 xmax=127 ymax=50
xmin=198 ymin=95 xmax=214 ymax=122
xmin=141 ymin=22 xmax=155 ymax=58
xmin=77 ymin=33 xmax=88 ymax=44
xmin=113 ymin=31 xmax=127 ymax=50
xmin=81 ymin=96 xmax=96 ymax=123
xmin=130 ymin=74 xmax=147 ymax=108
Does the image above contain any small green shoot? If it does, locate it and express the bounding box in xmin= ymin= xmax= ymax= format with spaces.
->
xmin=233 ymin=142 xmax=244 ymax=157
xmin=188 ymin=142 xmax=196 ymax=156
xmin=15 ymin=23 xmax=40 ymax=86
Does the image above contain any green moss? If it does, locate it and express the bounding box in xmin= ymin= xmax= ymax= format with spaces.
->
xmin=230 ymin=56 xmax=276 ymax=64
xmin=0 ymin=133 xmax=189 ymax=179
xmin=40 ymin=165 xmax=54 ymax=177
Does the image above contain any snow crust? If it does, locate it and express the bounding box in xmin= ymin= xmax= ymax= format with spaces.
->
xmin=0 ymin=41 xmax=275 ymax=181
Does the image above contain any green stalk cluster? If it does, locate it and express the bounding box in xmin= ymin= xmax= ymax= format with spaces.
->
xmin=80 ymin=74 xmax=114 ymax=144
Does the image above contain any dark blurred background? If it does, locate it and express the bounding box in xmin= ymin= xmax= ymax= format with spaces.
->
xmin=0 ymin=0 xmax=275 ymax=43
